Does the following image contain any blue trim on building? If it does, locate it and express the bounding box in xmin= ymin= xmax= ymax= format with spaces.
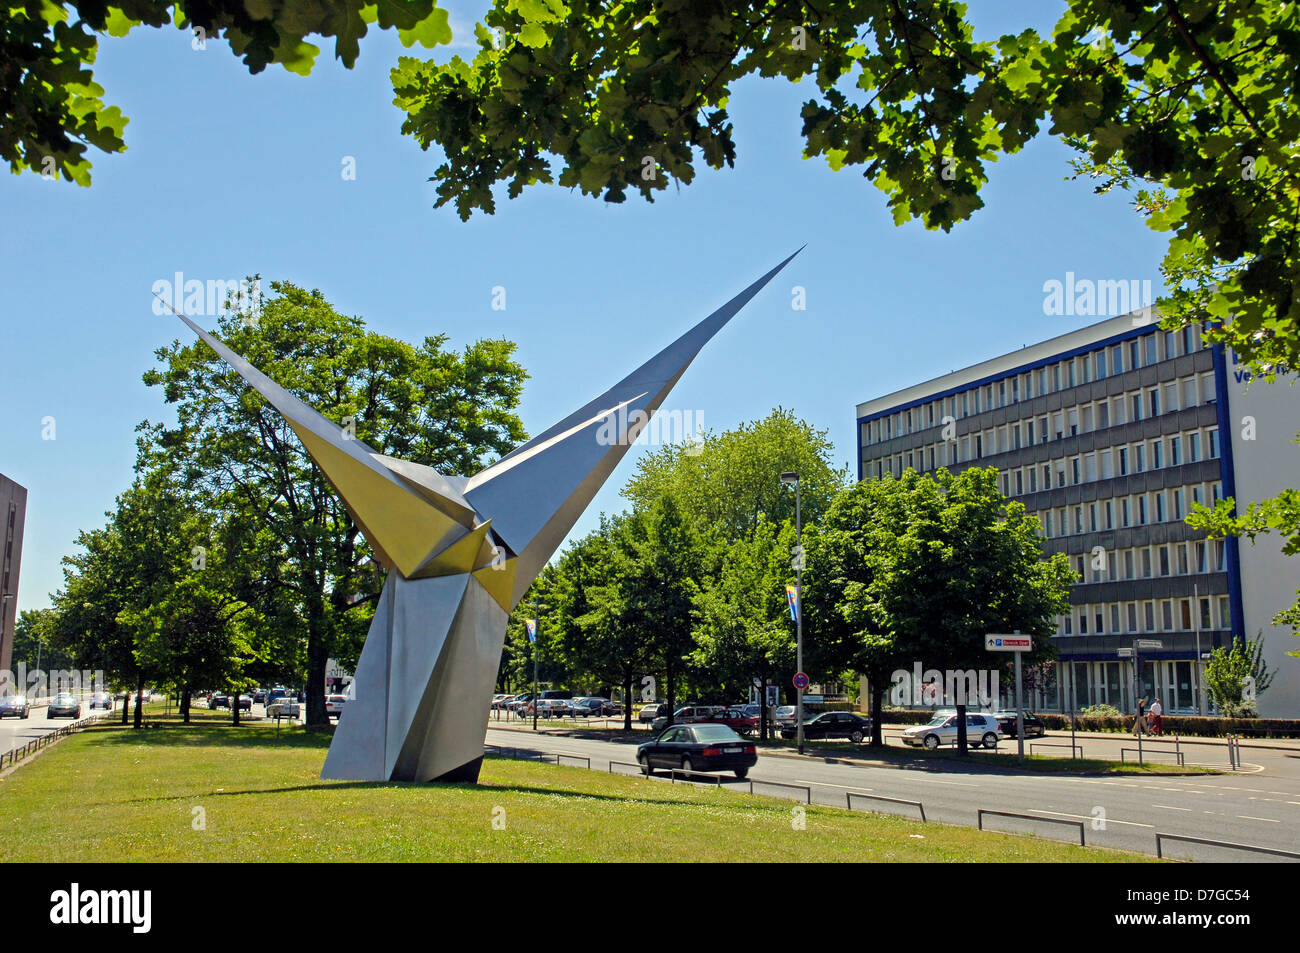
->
xmin=855 ymin=322 xmax=1161 ymax=431
xmin=1212 ymin=344 xmax=1247 ymax=645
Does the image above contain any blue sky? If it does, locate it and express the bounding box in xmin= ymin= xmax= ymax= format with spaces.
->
xmin=0 ymin=2 xmax=1170 ymax=612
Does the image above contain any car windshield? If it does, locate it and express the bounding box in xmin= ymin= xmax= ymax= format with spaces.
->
xmin=693 ymin=725 xmax=744 ymax=743
xmin=55 ymin=694 xmax=75 ymax=702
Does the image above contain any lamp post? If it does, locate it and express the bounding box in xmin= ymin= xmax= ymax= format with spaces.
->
xmin=780 ymin=471 xmax=804 ymax=755
xmin=530 ymin=600 xmax=546 ymax=732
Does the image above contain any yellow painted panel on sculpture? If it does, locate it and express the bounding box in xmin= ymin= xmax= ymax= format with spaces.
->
xmin=289 ymin=422 xmax=466 ymax=577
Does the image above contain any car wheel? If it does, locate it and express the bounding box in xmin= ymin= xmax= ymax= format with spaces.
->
xmin=982 ymin=732 xmax=999 ymax=749
xmin=923 ymin=734 xmax=939 ymax=750
xmin=638 ymin=753 xmax=651 ymax=776
xmin=850 ymin=729 xmax=864 ymax=743
xmin=681 ymin=756 xmax=694 ymax=775
xmin=735 ymin=767 xmax=748 ymax=780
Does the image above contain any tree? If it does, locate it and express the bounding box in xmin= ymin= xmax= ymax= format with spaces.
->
xmin=808 ymin=467 xmax=1074 ymax=752
xmin=622 ymin=408 xmax=847 ymax=543
xmin=145 ymin=280 xmax=527 ymax=725
xmin=3 ymin=0 xmax=452 ymax=184
xmin=1205 ymin=631 xmax=1274 ymax=717
xmin=576 ymin=496 xmax=714 ymax=727
xmin=692 ymin=516 xmax=796 ymax=740
xmin=397 ymin=3 xmax=1300 ymax=576
xmin=8 ymin=609 xmax=72 ymax=674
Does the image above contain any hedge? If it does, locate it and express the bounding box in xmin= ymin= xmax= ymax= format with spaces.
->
xmin=875 ymin=708 xmax=1300 ymax=738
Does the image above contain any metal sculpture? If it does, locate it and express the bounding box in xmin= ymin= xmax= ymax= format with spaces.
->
xmin=165 ymin=250 xmax=798 ymax=782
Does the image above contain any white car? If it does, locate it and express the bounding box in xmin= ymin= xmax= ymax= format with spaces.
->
xmin=325 ymin=694 xmax=347 ymax=718
xmin=268 ymin=697 xmax=301 ymax=719
xmin=901 ymin=711 xmax=1000 ymax=750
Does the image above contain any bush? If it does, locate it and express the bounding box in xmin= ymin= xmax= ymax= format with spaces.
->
xmin=1079 ymin=704 xmax=1122 ymax=718
xmin=1041 ymin=712 xmax=1300 ymax=737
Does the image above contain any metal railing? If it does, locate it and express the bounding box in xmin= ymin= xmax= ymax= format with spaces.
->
xmin=0 ymin=715 xmax=99 ymax=770
xmin=846 ymin=791 xmax=926 ymax=821
xmin=1029 ymin=742 xmax=1085 ymax=758
xmin=1155 ymin=832 xmax=1300 ymax=861
xmin=746 ymin=779 xmax=811 ymax=803
xmin=977 ymin=809 xmax=1086 ymax=846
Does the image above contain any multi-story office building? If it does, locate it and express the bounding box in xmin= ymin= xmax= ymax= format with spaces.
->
xmin=0 ymin=473 xmax=27 ymax=677
xmin=855 ymin=312 xmax=1300 ymax=718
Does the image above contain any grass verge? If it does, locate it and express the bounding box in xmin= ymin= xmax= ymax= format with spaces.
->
xmin=0 ymin=719 xmax=1150 ymax=862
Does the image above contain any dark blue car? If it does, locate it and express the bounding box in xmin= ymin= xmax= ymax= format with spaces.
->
xmin=636 ymin=723 xmax=757 ymax=779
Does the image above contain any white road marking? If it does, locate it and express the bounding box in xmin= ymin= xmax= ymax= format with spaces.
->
xmin=792 ymin=779 xmax=873 ymax=791
xmin=1152 ymin=804 xmax=1193 ymax=811
xmin=1236 ymin=815 xmax=1280 ymax=823
xmin=1028 ymin=809 xmax=1153 ymax=829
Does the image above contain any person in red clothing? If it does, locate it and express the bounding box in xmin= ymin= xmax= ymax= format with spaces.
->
xmin=1149 ymin=697 xmax=1163 ymax=735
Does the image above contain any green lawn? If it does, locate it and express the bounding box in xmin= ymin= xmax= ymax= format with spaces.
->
xmin=0 ymin=719 xmax=1155 ymax=862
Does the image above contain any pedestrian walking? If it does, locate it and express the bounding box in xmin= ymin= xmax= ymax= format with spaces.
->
xmin=1149 ymin=697 xmax=1163 ymax=735
xmin=1133 ymin=696 xmax=1147 ymax=736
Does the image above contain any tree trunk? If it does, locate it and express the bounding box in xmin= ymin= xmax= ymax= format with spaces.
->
xmin=120 ymin=691 xmax=129 ymax=725
xmin=133 ymin=671 xmax=144 ymax=729
xmin=305 ymin=587 xmax=329 ymax=727
xmin=231 ymin=688 xmax=241 ymax=726
xmin=759 ymin=673 xmax=769 ymax=742
xmin=665 ymin=658 xmax=675 ymax=728
xmin=870 ymin=680 xmax=884 ymax=747
xmin=181 ymin=685 xmax=191 ymax=725
xmin=956 ymin=701 xmax=968 ymax=754
xmin=622 ymin=671 xmax=633 ymax=731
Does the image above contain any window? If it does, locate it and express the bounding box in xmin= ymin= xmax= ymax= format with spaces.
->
xmin=1142 ymin=549 xmax=1152 ymax=577
xmin=1124 ymin=550 xmax=1134 ymax=579
xmin=1119 ymin=447 xmax=1129 ymax=475
xmin=1122 ymin=498 xmax=1131 ymax=527
xmin=1139 ymin=496 xmax=1148 ymax=524
xmin=1129 ymin=339 xmax=1141 ymax=370
xmin=1149 ymin=387 xmax=1161 ymax=416
xmin=1156 ymin=492 xmax=1166 ymax=522
xmin=1162 ymin=601 xmax=1174 ymax=631
xmin=1144 ymin=334 xmax=1157 ymax=365
xmin=1097 ymin=350 xmax=1108 ymax=379
xmin=1159 ymin=546 xmax=1170 ymax=576
xmin=1136 ymin=444 xmax=1146 ymax=472
xmin=1174 ymin=489 xmax=1186 ymax=520
xmin=1171 ymin=436 xmax=1182 ymax=466
xmin=1097 ymin=402 xmax=1109 ymax=429
xmin=1132 ymin=393 xmax=1143 ymax=421
xmin=1208 ymin=428 xmax=1221 ymax=458
xmin=1152 ymin=439 xmax=1163 ymax=469
xmin=1112 ymin=345 xmax=1124 ymax=374
xmin=1145 ymin=602 xmax=1156 ymax=631
xmin=1189 ymin=432 xmax=1201 ymax=462
xmin=1128 ymin=603 xmax=1138 ymax=631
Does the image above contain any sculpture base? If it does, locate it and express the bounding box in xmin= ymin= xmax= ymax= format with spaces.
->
xmin=321 ymin=571 xmax=507 ymax=783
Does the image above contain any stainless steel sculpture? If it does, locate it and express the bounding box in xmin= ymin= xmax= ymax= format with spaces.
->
xmin=165 ymin=250 xmax=798 ymax=782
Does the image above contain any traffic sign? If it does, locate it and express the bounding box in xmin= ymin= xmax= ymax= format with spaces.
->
xmin=1117 ymin=647 xmax=1134 ymax=658
xmin=801 ymin=694 xmax=824 ymax=705
xmin=985 ymin=634 xmax=1033 ymax=652
xmin=1136 ymin=639 xmax=1164 ymax=650
xmin=792 ymin=672 xmax=810 ymax=691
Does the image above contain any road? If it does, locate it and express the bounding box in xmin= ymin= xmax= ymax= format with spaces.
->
xmin=485 ymin=725 xmax=1300 ymax=862
xmin=0 ymin=694 xmax=115 ymax=759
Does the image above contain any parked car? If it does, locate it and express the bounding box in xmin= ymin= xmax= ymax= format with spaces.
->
xmin=229 ymin=694 xmax=252 ymax=711
xmin=325 ymin=694 xmax=348 ymax=718
xmin=601 ymin=699 xmax=624 ymax=716
xmin=651 ymin=705 xmax=723 ymax=733
xmin=268 ymin=697 xmax=301 ymax=719
xmin=208 ymin=693 xmax=229 ymax=709
xmin=507 ymin=692 xmax=535 ymax=713
xmin=47 ymin=692 xmax=81 ymax=719
xmin=781 ymin=711 xmax=873 ymax=742
xmin=535 ymin=698 xmax=570 ymax=717
xmin=266 ymin=688 xmax=292 ymax=709
xmin=901 ymin=711 xmax=1000 ymax=750
xmin=637 ymin=724 xmax=757 ymax=778
xmin=705 ymin=707 xmax=760 ymax=736
xmin=638 ymin=703 xmax=668 ymax=723
xmin=0 ymin=694 xmax=31 ymax=719
xmin=570 ymin=697 xmax=611 ymax=717
xmin=491 ymin=694 xmax=513 ymax=710
xmin=539 ymin=690 xmax=572 ymax=700
xmin=772 ymin=705 xmax=816 ymax=730
xmin=252 ymin=689 xmax=267 ymax=705
xmin=89 ymin=692 xmax=113 ymax=711
xmin=994 ymin=710 xmax=1047 ymax=739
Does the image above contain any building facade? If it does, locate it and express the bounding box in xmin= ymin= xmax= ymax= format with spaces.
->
xmin=855 ymin=312 xmax=1300 ymax=718
xmin=0 ymin=474 xmax=27 ymax=677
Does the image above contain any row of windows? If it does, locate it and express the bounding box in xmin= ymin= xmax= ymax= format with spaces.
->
xmin=1060 ymin=595 xmax=1231 ymax=637
xmin=862 ymin=326 xmax=1205 ymax=446
xmin=1040 ymin=481 xmax=1223 ymax=537
xmin=1069 ymin=539 xmax=1227 ymax=585
xmin=865 ymin=373 xmax=1218 ymax=478
xmin=1006 ymin=428 xmax=1221 ymax=498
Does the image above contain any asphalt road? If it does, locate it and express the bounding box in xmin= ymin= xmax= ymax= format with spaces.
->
xmin=484 ymin=725 xmax=1300 ymax=862
xmin=0 ymin=694 xmax=114 ymax=756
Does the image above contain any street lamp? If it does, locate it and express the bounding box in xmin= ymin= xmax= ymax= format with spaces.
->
xmin=780 ymin=471 xmax=804 ymax=755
